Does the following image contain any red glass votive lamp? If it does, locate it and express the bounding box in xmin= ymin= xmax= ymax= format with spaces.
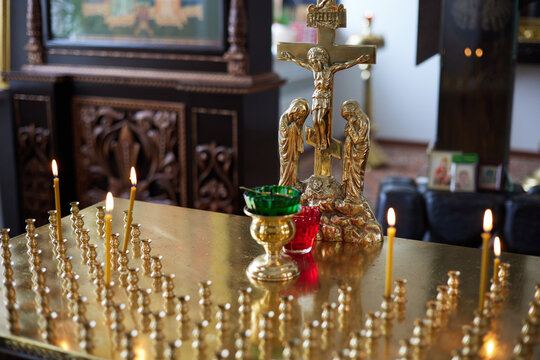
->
xmin=283 ymin=206 xmax=321 ymax=254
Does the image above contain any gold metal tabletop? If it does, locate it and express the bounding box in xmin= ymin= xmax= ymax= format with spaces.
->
xmin=1 ymin=199 xmax=539 ymax=359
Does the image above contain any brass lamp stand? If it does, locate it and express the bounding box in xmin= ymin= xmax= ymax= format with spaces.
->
xmin=348 ymin=13 xmax=388 ymax=169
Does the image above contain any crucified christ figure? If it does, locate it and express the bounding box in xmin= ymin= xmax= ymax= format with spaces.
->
xmin=281 ymin=47 xmax=370 ymax=150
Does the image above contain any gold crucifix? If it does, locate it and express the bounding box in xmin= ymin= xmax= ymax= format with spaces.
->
xmin=277 ymin=0 xmax=376 ymax=177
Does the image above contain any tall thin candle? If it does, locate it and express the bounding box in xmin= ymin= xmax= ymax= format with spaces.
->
xmin=51 ymin=160 xmax=63 ymax=242
xmin=105 ymin=192 xmax=114 ymax=285
xmin=479 ymin=209 xmax=493 ymax=312
xmin=385 ymin=208 xmax=396 ymax=297
xmin=493 ymin=236 xmax=501 ymax=284
xmin=122 ymin=167 xmax=137 ymax=252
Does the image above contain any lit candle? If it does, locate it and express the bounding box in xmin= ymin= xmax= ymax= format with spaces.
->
xmin=105 ymin=192 xmax=114 ymax=285
xmin=385 ymin=208 xmax=396 ymax=298
xmin=51 ymin=160 xmax=63 ymax=242
xmin=122 ymin=167 xmax=137 ymax=252
xmin=493 ymin=236 xmax=501 ymax=284
xmin=479 ymin=209 xmax=493 ymax=312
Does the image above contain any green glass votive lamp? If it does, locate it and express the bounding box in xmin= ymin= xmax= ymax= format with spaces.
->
xmin=243 ymin=185 xmax=301 ymax=281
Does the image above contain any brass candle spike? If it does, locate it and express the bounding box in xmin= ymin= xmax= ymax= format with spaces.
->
xmin=534 ymin=284 xmax=540 ymax=303
xmin=348 ymin=331 xmax=365 ymax=360
xmin=528 ymin=300 xmax=540 ymax=325
xmin=176 ymin=295 xmax=191 ymax=340
xmin=198 ymin=280 xmax=212 ymax=316
xmin=513 ymin=338 xmax=533 ymax=358
xmin=32 ymin=266 xmax=48 ymax=296
xmin=66 ymin=274 xmax=81 ymax=318
xmin=1 ymin=227 xmax=11 ymax=246
xmin=282 ymin=338 xmax=300 ymax=360
xmin=380 ymin=294 xmax=395 ymax=322
xmin=130 ymin=223 xmax=142 ymax=259
xmin=396 ymin=339 xmax=413 ymax=360
xmin=72 ymin=296 xmax=87 ymax=324
xmin=409 ymin=318 xmax=429 ymax=350
xmin=127 ymin=267 xmax=140 ymax=307
xmin=150 ymin=311 xmax=167 ymax=359
xmin=164 ymin=340 xmax=182 ymax=360
xmin=47 ymin=210 xmax=58 ymax=246
xmin=70 ymin=201 xmax=80 ymax=234
xmin=5 ymin=300 xmax=20 ymax=336
xmin=87 ymin=244 xmax=98 ymax=269
xmin=459 ymin=325 xmax=481 ymax=356
xmin=489 ymin=278 xmax=504 ymax=304
xmin=259 ymin=312 xmax=275 ymax=360
xmin=301 ymin=320 xmax=319 ymax=360
xmin=110 ymin=303 xmax=127 ymax=349
xmin=118 ymin=250 xmax=130 ymax=288
xmin=80 ymin=229 xmax=91 ymax=265
xmin=213 ymin=349 xmax=230 ymax=360
xmin=150 ymin=255 xmax=164 ymax=292
xmin=238 ymin=287 xmax=252 ymax=330
xmin=93 ymin=263 xmax=105 ymax=302
xmin=472 ymin=310 xmax=490 ymax=335
xmin=331 ymin=350 xmax=350 ymax=360
xmin=120 ymin=330 xmax=138 ymax=360
xmin=521 ymin=318 xmax=539 ymax=346
xmin=436 ymin=285 xmax=451 ymax=313
xmin=192 ymin=320 xmax=209 ymax=358
xmin=25 ymin=218 xmax=36 ymax=240
xmin=39 ymin=310 xmax=58 ymax=345
xmin=321 ymin=302 xmax=336 ymax=351
xmin=111 ymin=233 xmax=120 ymax=271
xmin=101 ymin=281 xmax=116 ymax=321
xmin=138 ymin=288 xmax=153 ymax=334
xmin=216 ymin=302 xmax=232 ymax=347
xmin=338 ymin=284 xmax=352 ymax=313
xmin=394 ymin=278 xmax=408 ymax=305
xmin=79 ymin=320 xmax=96 ymax=354
xmin=482 ymin=292 xmax=494 ymax=319
xmin=498 ymin=262 xmax=511 ymax=286
xmin=162 ymin=274 xmax=176 ymax=315
xmin=96 ymin=205 xmax=105 ymax=238
xmin=123 ymin=209 xmax=129 ymax=228
xmin=234 ymin=330 xmax=251 ymax=360
xmin=35 ymin=286 xmax=51 ymax=317
xmin=425 ymin=301 xmax=441 ymax=332
xmin=140 ymin=239 xmax=152 ymax=275
xmin=74 ymin=214 xmax=85 ymax=247
xmin=279 ymin=295 xmax=294 ymax=323
xmin=363 ymin=311 xmax=381 ymax=340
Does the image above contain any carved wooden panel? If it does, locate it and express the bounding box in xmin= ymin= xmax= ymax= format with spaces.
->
xmin=72 ymin=97 xmax=186 ymax=208
xmin=192 ymin=108 xmax=238 ymax=213
xmin=13 ymin=94 xmax=54 ymax=225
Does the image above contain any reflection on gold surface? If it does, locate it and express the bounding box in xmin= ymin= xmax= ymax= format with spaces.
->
xmin=58 ymin=339 xmax=70 ymax=351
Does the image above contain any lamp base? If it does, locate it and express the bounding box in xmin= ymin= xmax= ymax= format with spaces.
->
xmin=246 ymin=254 xmax=300 ymax=282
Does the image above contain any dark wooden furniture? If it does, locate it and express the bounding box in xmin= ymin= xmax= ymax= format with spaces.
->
xmin=2 ymin=0 xmax=284 ymax=231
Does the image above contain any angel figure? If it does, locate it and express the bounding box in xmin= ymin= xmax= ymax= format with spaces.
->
xmin=341 ymin=100 xmax=370 ymax=200
xmin=278 ymin=98 xmax=310 ymax=187
xmin=281 ymin=47 xmax=370 ymax=150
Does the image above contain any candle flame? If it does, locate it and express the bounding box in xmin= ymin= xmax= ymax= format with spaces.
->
xmin=483 ymin=209 xmax=493 ymax=232
xmin=387 ymin=207 xmax=396 ymax=227
xmin=365 ymin=11 xmax=373 ymax=21
xmin=105 ymin=192 xmax=114 ymax=212
xmin=59 ymin=340 xmax=70 ymax=350
xmin=485 ymin=339 xmax=495 ymax=357
xmin=51 ymin=159 xmax=58 ymax=177
xmin=130 ymin=167 xmax=137 ymax=186
xmin=494 ymin=236 xmax=501 ymax=257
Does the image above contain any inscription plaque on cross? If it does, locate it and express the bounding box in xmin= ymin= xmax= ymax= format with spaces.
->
xmin=277 ymin=0 xmax=376 ymax=177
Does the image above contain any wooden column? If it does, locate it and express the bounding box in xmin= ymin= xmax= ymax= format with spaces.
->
xmin=435 ymin=0 xmax=518 ymax=168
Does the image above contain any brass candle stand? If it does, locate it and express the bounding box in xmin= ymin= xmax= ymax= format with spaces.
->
xmin=244 ymin=208 xmax=300 ymax=282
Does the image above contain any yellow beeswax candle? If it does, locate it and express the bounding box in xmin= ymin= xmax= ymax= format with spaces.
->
xmin=122 ymin=167 xmax=137 ymax=252
xmin=385 ymin=208 xmax=396 ymax=298
xmin=479 ymin=209 xmax=493 ymax=312
xmin=51 ymin=160 xmax=63 ymax=242
xmin=105 ymin=192 xmax=114 ymax=285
